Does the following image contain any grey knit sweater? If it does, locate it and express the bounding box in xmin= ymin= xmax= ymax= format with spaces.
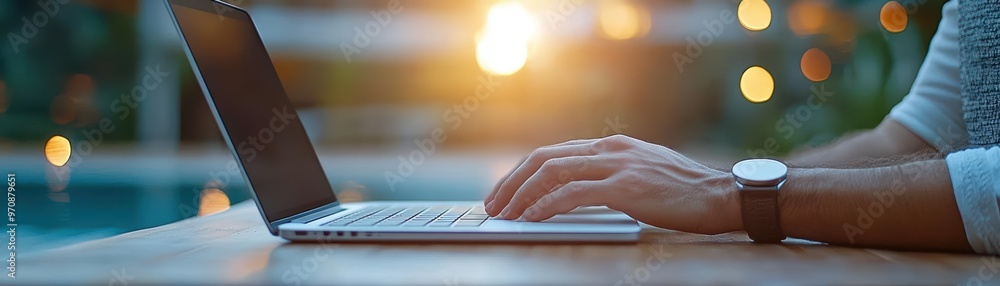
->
xmin=958 ymin=0 xmax=1000 ymax=147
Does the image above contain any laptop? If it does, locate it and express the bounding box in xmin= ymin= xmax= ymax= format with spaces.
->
xmin=164 ymin=0 xmax=640 ymax=242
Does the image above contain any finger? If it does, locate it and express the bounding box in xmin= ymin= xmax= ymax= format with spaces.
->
xmin=485 ymin=139 xmax=597 ymax=207
xmin=497 ymin=156 xmax=613 ymax=219
xmin=521 ymin=180 xmax=614 ymax=222
xmin=489 ymin=149 xmax=599 ymax=217
xmin=485 ymin=143 xmax=597 ymax=215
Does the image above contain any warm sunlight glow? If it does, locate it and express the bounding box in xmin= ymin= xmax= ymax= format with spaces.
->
xmin=485 ymin=2 xmax=537 ymax=42
xmin=476 ymin=2 xmax=536 ymax=76
xmin=598 ymin=1 xmax=651 ymax=40
xmin=477 ymin=35 xmax=529 ymax=76
xmin=198 ymin=188 xmax=231 ymax=216
xmin=740 ymin=66 xmax=774 ymax=103
xmin=800 ymin=48 xmax=832 ymax=82
xmin=738 ymin=0 xmax=771 ymax=31
xmin=44 ymin=135 xmax=72 ymax=167
xmin=880 ymin=1 xmax=907 ymax=33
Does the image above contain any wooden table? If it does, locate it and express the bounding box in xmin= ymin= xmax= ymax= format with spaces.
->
xmin=19 ymin=202 xmax=995 ymax=285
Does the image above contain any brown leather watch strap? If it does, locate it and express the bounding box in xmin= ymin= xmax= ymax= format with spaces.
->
xmin=740 ymin=187 xmax=786 ymax=243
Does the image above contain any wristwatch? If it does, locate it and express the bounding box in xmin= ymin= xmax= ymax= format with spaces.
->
xmin=732 ymin=158 xmax=788 ymax=243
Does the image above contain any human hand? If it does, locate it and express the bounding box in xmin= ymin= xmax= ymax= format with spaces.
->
xmin=484 ymin=135 xmax=742 ymax=235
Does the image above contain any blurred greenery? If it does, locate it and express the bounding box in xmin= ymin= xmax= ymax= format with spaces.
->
xmin=0 ymin=1 xmax=140 ymax=143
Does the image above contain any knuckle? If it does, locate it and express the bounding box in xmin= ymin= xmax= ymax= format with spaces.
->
xmin=559 ymin=182 xmax=584 ymax=197
xmin=525 ymin=150 xmax=545 ymax=164
xmin=540 ymin=157 xmax=572 ymax=173
xmin=535 ymin=145 xmax=555 ymax=155
xmin=609 ymin=134 xmax=631 ymax=143
xmin=597 ymin=134 xmax=631 ymax=150
xmin=535 ymin=192 xmax=556 ymax=205
xmin=516 ymin=194 xmax=535 ymax=206
xmin=614 ymin=171 xmax=641 ymax=185
xmin=538 ymin=158 xmax=559 ymax=172
xmin=582 ymin=141 xmax=601 ymax=154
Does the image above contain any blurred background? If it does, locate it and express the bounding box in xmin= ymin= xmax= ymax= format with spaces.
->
xmin=0 ymin=0 xmax=942 ymax=252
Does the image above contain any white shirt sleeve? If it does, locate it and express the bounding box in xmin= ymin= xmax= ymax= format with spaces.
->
xmin=886 ymin=1 xmax=1000 ymax=255
xmin=946 ymin=147 xmax=1000 ymax=254
xmin=887 ymin=1 xmax=968 ymax=152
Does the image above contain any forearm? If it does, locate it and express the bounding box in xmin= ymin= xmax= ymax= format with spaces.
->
xmin=777 ymin=159 xmax=973 ymax=252
xmin=787 ymin=119 xmax=934 ymax=167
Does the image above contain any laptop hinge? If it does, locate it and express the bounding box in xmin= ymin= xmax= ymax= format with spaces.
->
xmin=290 ymin=204 xmax=346 ymax=224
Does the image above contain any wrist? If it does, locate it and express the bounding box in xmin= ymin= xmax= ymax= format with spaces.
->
xmin=731 ymin=159 xmax=789 ymax=242
xmin=709 ymin=169 xmax=743 ymax=233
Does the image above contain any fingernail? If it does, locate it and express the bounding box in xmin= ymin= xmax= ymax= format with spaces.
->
xmin=522 ymin=208 xmax=536 ymax=221
xmin=485 ymin=201 xmax=494 ymax=212
xmin=500 ymin=208 xmax=510 ymax=218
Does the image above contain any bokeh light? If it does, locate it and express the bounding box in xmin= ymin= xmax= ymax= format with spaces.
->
xmin=597 ymin=0 xmax=651 ymax=40
xmin=50 ymin=74 xmax=98 ymax=125
xmin=880 ymin=1 xmax=907 ymax=33
xmin=50 ymin=94 xmax=79 ymax=125
xmin=800 ymin=48 xmax=832 ymax=82
xmin=65 ymin=74 xmax=95 ymax=101
xmin=827 ymin=14 xmax=858 ymax=51
xmin=337 ymin=181 xmax=368 ymax=203
xmin=788 ymin=1 xmax=828 ymax=36
xmin=476 ymin=2 xmax=536 ymax=76
xmin=738 ymin=0 xmax=772 ymax=31
xmin=44 ymin=135 xmax=72 ymax=167
xmin=198 ymin=188 xmax=231 ymax=216
xmin=338 ymin=189 xmax=364 ymax=203
xmin=740 ymin=66 xmax=774 ymax=103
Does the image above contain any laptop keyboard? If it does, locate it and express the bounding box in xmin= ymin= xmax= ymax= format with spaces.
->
xmin=321 ymin=206 xmax=491 ymax=227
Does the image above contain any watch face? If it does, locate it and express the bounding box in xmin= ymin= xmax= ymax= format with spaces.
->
xmin=733 ymin=159 xmax=787 ymax=186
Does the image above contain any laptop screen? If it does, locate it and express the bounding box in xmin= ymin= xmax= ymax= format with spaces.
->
xmin=169 ymin=0 xmax=337 ymax=222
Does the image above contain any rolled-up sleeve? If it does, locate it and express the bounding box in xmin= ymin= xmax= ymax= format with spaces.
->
xmin=888 ymin=1 xmax=968 ymax=152
xmin=887 ymin=1 xmax=1000 ymax=255
xmin=946 ymin=147 xmax=1000 ymax=255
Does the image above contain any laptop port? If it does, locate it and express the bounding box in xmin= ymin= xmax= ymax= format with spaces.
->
xmin=336 ymin=231 xmax=344 ymax=237
xmin=295 ymin=231 xmax=307 ymax=236
xmin=322 ymin=231 xmax=330 ymax=236
xmin=350 ymin=231 xmax=358 ymax=237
